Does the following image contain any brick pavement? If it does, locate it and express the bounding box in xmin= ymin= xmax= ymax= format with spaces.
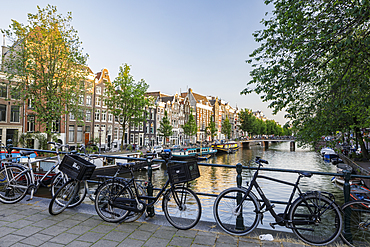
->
xmin=0 ymin=197 xmax=345 ymax=247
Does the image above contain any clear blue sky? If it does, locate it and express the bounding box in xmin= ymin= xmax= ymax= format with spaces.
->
xmin=1 ymin=0 xmax=287 ymax=124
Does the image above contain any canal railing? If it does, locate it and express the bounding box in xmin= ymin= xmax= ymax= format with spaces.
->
xmin=8 ymin=146 xmax=370 ymax=211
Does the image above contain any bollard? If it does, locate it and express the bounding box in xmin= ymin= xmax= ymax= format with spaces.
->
xmin=235 ymin=163 xmax=244 ymax=230
xmin=146 ymin=156 xmax=155 ymax=217
xmin=342 ymin=169 xmax=353 ymax=243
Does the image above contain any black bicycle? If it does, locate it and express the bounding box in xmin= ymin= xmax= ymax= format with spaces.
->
xmin=213 ymin=157 xmax=342 ymax=246
xmin=94 ymin=150 xmax=202 ymax=230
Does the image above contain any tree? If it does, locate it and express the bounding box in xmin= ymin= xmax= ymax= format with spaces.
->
xmin=239 ymin=109 xmax=257 ymax=137
xmin=1 ymin=5 xmax=88 ymax=144
xmin=157 ymin=110 xmax=173 ymax=146
xmin=104 ymin=63 xmax=150 ymax=150
xmin=221 ymin=117 xmax=232 ymax=140
xmin=242 ymin=0 xmax=370 ymax=154
xmin=205 ymin=117 xmax=217 ymax=142
xmin=183 ymin=109 xmax=197 ymax=144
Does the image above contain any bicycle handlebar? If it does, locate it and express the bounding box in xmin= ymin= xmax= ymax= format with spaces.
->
xmin=255 ymin=156 xmax=269 ymax=164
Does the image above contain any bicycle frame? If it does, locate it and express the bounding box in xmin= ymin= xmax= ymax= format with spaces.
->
xmin=241 ymin=163 xmax=305 ymax=225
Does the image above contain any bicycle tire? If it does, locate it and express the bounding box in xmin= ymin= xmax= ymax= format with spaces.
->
xmin=0 ymin=165 xmax=30 ymax=204
xmin=49 ymin=179 xmax=80 ymax=215
xmin=94 ymin=180 xmax=133 ymax=223
xmin=289 ymin=193 xmax=342 ymax=246
xmin=340 ymin=200 xmax=370 ymax=247
xmin=162 ymin=186 xmax=201 ymax=230
xmin=213 ymin=187 xmax=261 ymax=235
xmin=50 ymin=172 xmax=87 ymax=208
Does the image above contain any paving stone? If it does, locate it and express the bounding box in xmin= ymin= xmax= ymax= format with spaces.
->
xmin=0 ymin=226 xmax=17 ymax=238
xmin=79 ymin=218 xmax=102 ymax=227
xmin=54 ymin=218 xmax=81 ymax=228
xmin=66 ymin=240 xmax=93 ymax=247
xmin=77 ymin=231 xmax=105 ymax=243
xmin=19 ymin=233 xmax=53 ymax=246
xmin=12 ymin=225 xmax=43 ymax=237
xmin=152 ymin=227 xmax=177 ymax=239
xmin=282 ymin=242 xmax=307 ymax=247
xmin=25 ymin=212 xmax=50 ymax=222
xmin=6 ymin=219 xmax=34 ymax=229
xmin=216 ymin=234 xmax=238 ymax=244
xmin=49 ymin=232 xmax=80 ymax=245
xmin=138 ymin=222 xmax=160 ymax=232
xmin=169 ymin=236 xmax=194 ymax=247
xmin=39 ymin=225 xmax=69 ymax=236
xmin=0 ymin=234 xmax=26 ymax=247
xmin=128 ymin=230 xmax=153 ymax=241
xmin=175 ymin=229 xmax=198 ymax=238
xmin=144 ymin=236 xmax=171 ymax=246
xmin=193 ymin=232 xmax=217 ymax=245
xmin=115 ymin=223 xmax=141 ymax=232
xmin=1 ymin=214 xmax=26 ymax=222
xmin=38 ymin=242 xmax=65 ymax=247
xmin=66 ymin=225 xmax=95 ymax=235
xmin=32 ymin=218 xmax=59 ymax=228
xmin=103 ymin=230 xmax=130 ymax=242
xmin=117 ymin=238 xmax=146 ymax=247
xmin=10 ymin=243 xmax=31 ymax=247
xmin=91 ymin=223 xmax=117 ymax=234
xmin=239 ymin=238 xmax=262 ymax=247
xmin=90 ymin=239 xmax=120 ymax=247
xmin=262 ymin=241 xmax=284 ymax=246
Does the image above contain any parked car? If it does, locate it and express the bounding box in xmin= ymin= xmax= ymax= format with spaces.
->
xmin=151 ymin=145 xmax=163 ymax=153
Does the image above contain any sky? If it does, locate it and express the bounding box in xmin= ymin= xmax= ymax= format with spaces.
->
xmin=0 ymin=0 xmax=287 ymax=125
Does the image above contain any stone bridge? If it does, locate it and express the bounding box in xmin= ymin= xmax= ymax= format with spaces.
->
xmin=239 ymin=138 xmax=296 ymax=151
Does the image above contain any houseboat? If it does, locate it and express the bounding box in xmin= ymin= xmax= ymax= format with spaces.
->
xmin=171 ymin=146 xmax=217 ymax=160
xmin=211 ymin=141 xmax=239 ymax=154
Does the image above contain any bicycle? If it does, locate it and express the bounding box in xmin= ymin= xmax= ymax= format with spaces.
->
xmin=94 ymin=150 xmax=202 ymax=230
xmin=0 ymin=142 xmax=71 ymax=204
xmin=213 ymin=157 xmax=342 ymax=246
xmin=341 ymin=199 xmax=370 ymax=247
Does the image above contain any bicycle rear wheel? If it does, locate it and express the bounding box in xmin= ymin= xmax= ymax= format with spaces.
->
xmin=162 ymin=186 xmax=201 ymax=230
xmin=94 ymin=181 xmax=133 ymax=223
xmin=50 ymin=172 xmax=87 ymax=208
xmin=341 ymin=200 xmax=370 ymax=247
xmin=213 ymin=187 xmax=261 ymax=235
xmin=49 ymin=179 xmax=80 ymax=215
xmin=289 ymin=194 xmax=342 ymax=246
xmin=0 ymin=165 xmax=30 ymax=204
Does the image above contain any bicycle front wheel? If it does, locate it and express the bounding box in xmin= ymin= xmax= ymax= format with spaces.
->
xmin=0 ymin=165 xmax=30 ymax=204
xmin=341 ymin=200 xmax=370 ymax=247
xmin=94 ymin=181 xmax=133 ymax=223
xmin=213 ymin=187 xmax=261 ymax=235
xmin=162 ymin=186 xmax=201 ymax=230
xmin=49 ymin=179 xmax=80 ymax=215
xmin=50 ymin=172 xmax=87 ymax=208
xmin=289 ymin=194 xmax=342 ymax=246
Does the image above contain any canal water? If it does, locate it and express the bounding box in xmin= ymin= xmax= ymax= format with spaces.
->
xmin=38 ymin=142 xmax=344 ymax=231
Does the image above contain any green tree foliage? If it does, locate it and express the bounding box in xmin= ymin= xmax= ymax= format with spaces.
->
xmin=242 ymin=0 xmax=370 ymax=153
xmin=221 ymin=117 xmax=232 ymax=140
xmin=1 ymin=5 xmax=88 ymax=144
xmin=205 ymin=117 xmax=218 ymax=142
xmin=157 ymin=110 xmax=173 ymax=146
xmin=183 ymin=109 xmax=197 ymax=143
xmin=104 ymin=63 xmax=150 ymax=150
xmin=239 ymin=109 xmax=257 ymax=136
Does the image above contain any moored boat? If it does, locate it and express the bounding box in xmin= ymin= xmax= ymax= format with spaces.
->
xmin=171 ymin=146 xmax=217 ymax=160
xmin=350 ymin=184 xmax=370 ymax=201
xmin=320 ymin=147 xmax=338 ymax=163
xmin=211 ymin=141 xmax=239 ymax=154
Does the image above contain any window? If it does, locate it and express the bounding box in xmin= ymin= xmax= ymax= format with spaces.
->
xmin=85 ymin=126 xmax=91 ymax=133
xmin=0 ymin=84 xmax=7 ymax=98
xmin=27 ymin=115 xmax=35 ymax=132
xmin=86 ymin=95 xmax=92 ymax=106
xmin=52 ymin=120 xmax=60 ymax=133
xmin=69 ymin=112 xmax=75 ymax=121
xmin=79 ymin=95 xmax=84 ymax=105
xmin=96 ymin=97 xmax=101 ymax=106
xmin=77 ymin=126 xmax=83 ymax=142
xmin=102 ymin=110 xmax=106 ymax=121
xmin=69 ymin=125 xmax=75 ymax=142
xmin=96 ymin=86 xmax=101 ymax=95
xmin=108 ymin=112 xmax=113 ymax=122
xmin=95 ymin=109 xmax=100 ymax=121
xmin=86 ymin=110 xmax=91 ymax=121
xmin=10 ymin=106 xmax=20 ymax=122
xmin=0 ymin=104 xmax=6 ymax=121
xmin=10 ymin=87 xmax=20 ymax=100
xmin=28 ymin=98 xmax=34 ymax=109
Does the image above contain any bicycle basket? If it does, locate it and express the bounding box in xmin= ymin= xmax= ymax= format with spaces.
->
xmin=59 ymin=154 xmax=96 ymax=181
xmin=167 ymin=160 xmax=200 ymax=184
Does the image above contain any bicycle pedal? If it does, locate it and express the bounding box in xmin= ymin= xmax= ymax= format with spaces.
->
xmin=269 ymin=223 xmax=276 ymax=229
